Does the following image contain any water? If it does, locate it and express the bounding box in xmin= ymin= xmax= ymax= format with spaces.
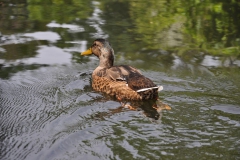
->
xmin=1 ymin=0 xmax=240 ymax=160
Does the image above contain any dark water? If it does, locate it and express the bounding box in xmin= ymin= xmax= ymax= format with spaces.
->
xmin=1 ymin=0 xmax=240 ymax=160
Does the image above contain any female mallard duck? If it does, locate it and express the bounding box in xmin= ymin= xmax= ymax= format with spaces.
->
xmin=81 ymin=39 xmax=162 ymax=101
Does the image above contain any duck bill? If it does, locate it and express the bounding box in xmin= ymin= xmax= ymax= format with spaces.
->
xmin=165 ymin=105 xmax=171 ymax=110
xmin=81 ymin=48 xmax=92 ymax=55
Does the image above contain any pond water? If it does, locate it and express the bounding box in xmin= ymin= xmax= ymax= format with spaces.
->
xmin=1 ymin=0 xmax=240 ymax=160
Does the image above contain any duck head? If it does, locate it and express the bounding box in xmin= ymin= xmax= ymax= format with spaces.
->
xmin=81 ymin=39 xmax=114 ymax=68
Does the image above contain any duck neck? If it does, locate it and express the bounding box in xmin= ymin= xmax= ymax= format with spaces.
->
xmin=99 ymin=48 xmax=114 ymax=68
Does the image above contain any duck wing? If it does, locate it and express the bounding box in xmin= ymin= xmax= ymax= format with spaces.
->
xmin=107 ymin=65 xmax=157 ymax=91
xmin=105 ymin=65 xmax=141 ymax=80
xmin=127 ymin=74 xmax=157 ymax=91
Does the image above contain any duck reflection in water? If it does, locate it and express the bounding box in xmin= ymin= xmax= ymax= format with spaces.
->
xmin=93 ymin=98 xmax=171 ymax=122
xmin=119 ymin=99 xmax=171 ymax=121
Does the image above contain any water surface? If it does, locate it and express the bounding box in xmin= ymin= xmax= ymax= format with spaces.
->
xmin=0 ymin=0 xmax=240 ymax=159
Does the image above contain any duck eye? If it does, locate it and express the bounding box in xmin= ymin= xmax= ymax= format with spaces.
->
xmin=92 ymin=43 xmax=97 ymax=47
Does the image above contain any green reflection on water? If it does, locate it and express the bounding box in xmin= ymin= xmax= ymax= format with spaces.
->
xmin=27 ymin=0 xmax=92 ymax=22
xmin=99 ymin=0 xmax=240 ymax=57
xmin=0 ymin=0 xmax=240 ymax=76
xmin=1 ymin=0 xmax=240 ymax=55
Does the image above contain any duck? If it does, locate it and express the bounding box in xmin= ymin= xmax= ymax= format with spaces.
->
xmin=81 ymin=39 xmax=163 ymax=101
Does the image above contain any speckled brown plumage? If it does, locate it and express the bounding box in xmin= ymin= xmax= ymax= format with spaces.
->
xmin=81 ymin=39 xmax=160 ymax=101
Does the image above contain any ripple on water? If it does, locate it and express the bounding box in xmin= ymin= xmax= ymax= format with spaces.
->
xmin=0 ymin=66 xmax=93 ymax=160
xmin=1 ymin=63 xmax=240 ymax=160
xmin=211 ymin=104 xmax=240 ymax=115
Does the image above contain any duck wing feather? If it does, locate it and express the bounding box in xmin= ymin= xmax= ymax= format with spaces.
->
xmin=95 ymin=65 xmax=156 ymax=91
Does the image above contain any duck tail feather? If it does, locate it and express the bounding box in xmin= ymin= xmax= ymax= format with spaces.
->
xmin=136 ymin=86 xmax=163 ymax=93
